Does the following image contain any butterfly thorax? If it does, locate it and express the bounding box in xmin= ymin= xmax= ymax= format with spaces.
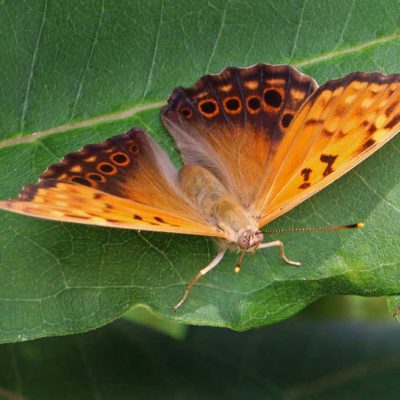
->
xmin=179 ymin=164 xmax=262 ymax=252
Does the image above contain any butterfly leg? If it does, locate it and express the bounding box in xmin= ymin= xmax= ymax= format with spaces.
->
xmin=258 ymin=240 xmax=301 ymax=266
xmin=173 ymin=250 xmax=226 ymax=311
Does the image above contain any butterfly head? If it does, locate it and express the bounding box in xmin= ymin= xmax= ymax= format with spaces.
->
xmin=237 ymin=228 xmax=264 ymax=252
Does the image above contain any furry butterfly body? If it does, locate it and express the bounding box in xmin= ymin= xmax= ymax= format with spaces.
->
xmin=1 ymin=64 xmax=400 ymax=309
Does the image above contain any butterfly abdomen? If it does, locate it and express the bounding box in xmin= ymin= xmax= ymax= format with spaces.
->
xmin=179 ymin=164 xmax=256 ymax=245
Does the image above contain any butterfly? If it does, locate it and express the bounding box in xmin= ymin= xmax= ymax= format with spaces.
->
xmin=1 ymin=64 xmax=400 ymax=310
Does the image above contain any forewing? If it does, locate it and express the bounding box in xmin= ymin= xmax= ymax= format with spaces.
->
xmin=256 ymin=72 xmax=400 ymax=226
xmin=161 ymin=64 xmax=317 ymax=209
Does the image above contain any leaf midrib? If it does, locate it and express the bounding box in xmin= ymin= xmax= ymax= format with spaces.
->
xmin=0 ymin=101 xmax=166 ymax=149
xmin=1 ymin=31 xmax=399 ymax=149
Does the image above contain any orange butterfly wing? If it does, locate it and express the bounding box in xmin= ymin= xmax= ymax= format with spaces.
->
xmin=162 ymin=64 xmax=317 ymax=209
xmin=162 ymin=65 xmax=399 ymax=227
xmin=2 ymin=66 xmax=398 ymax=238
xmin=0 ymin=128 xmax=224 ymax=238
xmin=256 ymin=72 xmax=400 ymax=226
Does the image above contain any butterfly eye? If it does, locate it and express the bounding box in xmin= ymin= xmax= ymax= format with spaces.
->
xmin=97 ymin=162 xmax=117 ymax=175
xmin=238 ymin=234 xmax=250 ymax=249
xmin=198 ymin=99 xmax=219 ymax=118
xmin=111 ymin=152 xmax=130 ymax=166
xmin=222 ymin=97 xmax=242 ymax=114
xmin=246 ymin=96 xmax=262 ymax=113
xmin=281 ymin=113 xmax=294 ymax=128
xmin=263 ymin=88 xmax=283 ymax=109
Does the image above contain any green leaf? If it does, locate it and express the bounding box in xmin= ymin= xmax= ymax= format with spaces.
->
xmin=2 ymin=320 xmax=400 ymax=399
xmin=0 ymin=0 xmax=399 ymax=342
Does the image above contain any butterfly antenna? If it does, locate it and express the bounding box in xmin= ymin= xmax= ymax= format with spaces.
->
xmin=263 ymin=222 xmax=364 ymax=235
xmin=235 ymin=251 xmax=246 ymax=273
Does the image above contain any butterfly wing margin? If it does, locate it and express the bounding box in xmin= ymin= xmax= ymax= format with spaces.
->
xmin=256 ymin=71 xmax=400 ymax=226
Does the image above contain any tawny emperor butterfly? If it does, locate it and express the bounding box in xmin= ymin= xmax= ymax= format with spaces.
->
xmin=1 ymin=64 xmax=399 ymax=310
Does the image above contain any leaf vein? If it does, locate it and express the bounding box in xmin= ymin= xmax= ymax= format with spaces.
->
xmin=205 ymin=0 xmax=229 ymax=73
xmin=353 ymin=170 xmax=400 ymax=214
xmin=294 ymin=32 xmax=400 ymax=68
xmin=137 ymin=232 xmax=183 ymax=282
xmin=20 ymin=0 xmax=48 ymax=133
xmin=333 ymin=0 xmax=356 ymax=51
xmin=0 ymin=101 xmax=166 ymax=149
xmin=289 ymin=0 xmax=308 ymax=60
xmin=142 ymin=0 xmax=165 ymax=99
xmin=70 ymin=0 xmax=105 ymax=120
